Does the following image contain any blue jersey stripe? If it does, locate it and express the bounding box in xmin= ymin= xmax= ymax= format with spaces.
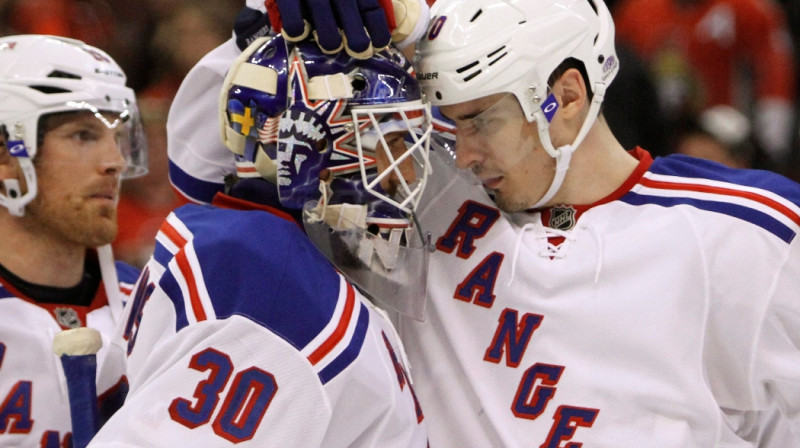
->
xmin=169 ymin=160 xmax=226 ymax=205
xmin=158 ymin=267 xmax=191 ymax=331
xmin=318 ymin=303 xmax=370 ymax=384
xmin=621 ymin=191 xmax=797 ymax=243
xmin=622 ymin=155 xmax=800 ymax=243
xmin=152 ymin=239 xmax=173 ymax=268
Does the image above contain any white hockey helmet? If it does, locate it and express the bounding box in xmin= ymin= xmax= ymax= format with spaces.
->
xmin=415 ymin=0 xmax=619 ymax=207
xmin=0 ymin=35 xmax=147 ymax=216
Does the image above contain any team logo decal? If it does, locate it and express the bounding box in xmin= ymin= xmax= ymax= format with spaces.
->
xmin=602 ymin=54 xmax=618 ymax=81
xmin=54 ymin=307 xmax=82 ymax=329
xmin=7 ymin=140 xmax=29 ymax=158
xmin=426 ymin=16 xmax=447 ymax=41
xmin=542 ymin=94 xmax=559 ymax=123
xmin=549 ymin=206 xmax=576 ymax=231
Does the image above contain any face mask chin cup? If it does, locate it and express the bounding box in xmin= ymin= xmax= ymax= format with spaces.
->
xmin=303 ymin=200 xmax=429 ymax=321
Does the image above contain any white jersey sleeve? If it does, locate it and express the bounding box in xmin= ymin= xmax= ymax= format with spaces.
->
xmin=0 ymin=254 xmax=138 ymax=447
xmin=167 ymin=39 xmax=239 ymax=205
xmin=89 ymin=203 xmax=426 ymax=447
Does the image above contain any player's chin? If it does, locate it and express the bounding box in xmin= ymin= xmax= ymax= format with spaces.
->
xmin=86 ymin=222 xmax=118 ymax=247
xmin=84 ymin=211 xmax=119 ymax=245
xmin=492 ymin=192 xmax=530 ymax=214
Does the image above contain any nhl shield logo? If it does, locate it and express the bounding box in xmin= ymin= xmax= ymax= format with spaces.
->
xmin=54 ymin=307 xmax=82 ymax=328
xmin=549 ymin=206 xmax=577 ymax=231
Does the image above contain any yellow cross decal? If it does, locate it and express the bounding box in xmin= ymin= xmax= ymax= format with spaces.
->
xmin=232 ymin=107 xmax=255 ymax=136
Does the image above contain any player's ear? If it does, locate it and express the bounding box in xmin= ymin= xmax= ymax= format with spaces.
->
xmin=552 ymin=68 xmax=587 ymax=121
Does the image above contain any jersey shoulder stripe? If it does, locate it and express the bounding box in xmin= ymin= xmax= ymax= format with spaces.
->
xmin=621 ymin=155 xmax=800 ymax=243
xmin=169 ymin=159 xmax=225 ymax=205
xmin=301 ymin=280 xmax=371 ymax=384
xmin=150 ymin=203 xmax=368 ymax=382
xmin=114 ymin=261 xmax=141 ymax=295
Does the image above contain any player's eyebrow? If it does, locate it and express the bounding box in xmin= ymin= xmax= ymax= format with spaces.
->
xmin=443 ymin=107 xmax=483 ymax=122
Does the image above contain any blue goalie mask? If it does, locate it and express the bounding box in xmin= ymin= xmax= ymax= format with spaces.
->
xmin=221 ymin=34 xmax=433 ymax=320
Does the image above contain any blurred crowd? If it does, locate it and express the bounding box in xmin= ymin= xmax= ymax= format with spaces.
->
xmin=1 ymin=0 xmax=800 ymax=268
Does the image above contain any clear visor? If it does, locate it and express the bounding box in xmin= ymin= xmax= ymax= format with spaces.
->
xmin=303 ymin=200 xmax=430 ymax=321
xmin=445 ymin=93 xmax=539 ymax=168
xmin=55 ymin=99 xmax=148 ymax=179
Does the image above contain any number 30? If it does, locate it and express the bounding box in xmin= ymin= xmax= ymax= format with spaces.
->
xmin=168 ymin=348 xmax=278 ymax=443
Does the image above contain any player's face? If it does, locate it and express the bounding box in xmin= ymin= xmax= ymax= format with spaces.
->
xmin=375 ymin=131 xmax=417 ymax=197
xmin=24 ymin=110 xmax=126 ymax=247
xmin=441 ymin=93 xmax=555 ymax=212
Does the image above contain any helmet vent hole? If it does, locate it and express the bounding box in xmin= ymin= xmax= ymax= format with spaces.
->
xmin=489 ymin=53 xmax=507 ymax=66
xmin=487 ymin=47 xmax=505 ymax=58
xmin=47 ymin=70 xmax=81 ymax=80
xmin=586 ymin=0 xmax=598 ymax=14
xmin=262 ymin=46 xmax=277 ymax=59
xmin=352 ymin=75 xmax=367 ymax=92
xmin=463 ymin=71 xmax=481 ymax=82
xmin=470 ymin=9 xmax=483 ymax=23
xmin=488 ymin=46 xmax=508 ymax=66
xmin=456 ymin=61 xmax=478 ymax=74
xmin=30 ymin=85 xmax=71 ymax=94
xmin=435 ymin=92 xmax=442 ymax=100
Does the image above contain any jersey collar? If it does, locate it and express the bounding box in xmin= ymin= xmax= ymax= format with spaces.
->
xmin=536 ymin=147 xmax=653 ymax=229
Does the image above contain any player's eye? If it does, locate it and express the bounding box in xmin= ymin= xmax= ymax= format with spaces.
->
xmin=73 ymin=129 xmax=100 ymax=142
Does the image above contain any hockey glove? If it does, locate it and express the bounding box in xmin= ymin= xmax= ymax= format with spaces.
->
xmin=234 ymin=6 xmax=274 ymax=51
xmin=266 ymin=0 xmax=429 ymax=59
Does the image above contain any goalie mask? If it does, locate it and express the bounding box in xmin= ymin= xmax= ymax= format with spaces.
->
xmin=0 ymin=34 xmax=148 ymax=217
xmin=221 ymin=35 xmax=433 ymax=320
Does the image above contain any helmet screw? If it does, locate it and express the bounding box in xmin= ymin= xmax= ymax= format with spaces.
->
xmin=344 ymin=122 xmax=355 ymax=133
xmin=13 ymin=122 xmax=24 ymax=139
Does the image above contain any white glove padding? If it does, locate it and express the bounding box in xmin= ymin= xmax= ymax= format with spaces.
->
xmin=391 ymin=0 xmax=430 ymax=50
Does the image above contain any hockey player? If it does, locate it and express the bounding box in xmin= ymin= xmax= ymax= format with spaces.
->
xmin=88 ymin=34 xmax=431 ymax=446
xmin=0 ymin=35 xmax=147 ymax=447
xmin=402 ymin=0 xmax=800 ymax=445
xmin=165 ymin=0 xmax=800 ymax=445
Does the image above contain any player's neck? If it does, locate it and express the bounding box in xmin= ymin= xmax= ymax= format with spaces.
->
xmin=548 ymin=118 xmax=639 ymax=207
xmin=0 ymin=214 xmax=87 ymax=288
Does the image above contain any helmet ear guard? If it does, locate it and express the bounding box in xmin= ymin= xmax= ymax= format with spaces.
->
xmin=221 ymin=33 xmax=434 ymax=320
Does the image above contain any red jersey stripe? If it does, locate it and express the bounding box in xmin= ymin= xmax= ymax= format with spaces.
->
xmin=308 ymin=282 xmax=356 ymax=365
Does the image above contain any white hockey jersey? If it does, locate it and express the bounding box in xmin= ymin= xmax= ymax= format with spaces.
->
xmin=89 ymin=194 xmax=427 ymax=447
xmin=393 ymin=147 xmax=800 ymax=447
xmin=0 ymin=250 xmax=138 ymax=447
xmin=164 ymin=28 xmax=798 ymax=445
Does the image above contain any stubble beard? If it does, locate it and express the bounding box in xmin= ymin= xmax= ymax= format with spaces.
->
xmin=25 ymin=194 xmax=118 ymax=249
xmin=491 ymin=191 xmax=533 ymax=214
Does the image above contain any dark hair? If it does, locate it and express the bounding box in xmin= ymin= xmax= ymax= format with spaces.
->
xmin=548 ymin=57 xmax=593 ymax=101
